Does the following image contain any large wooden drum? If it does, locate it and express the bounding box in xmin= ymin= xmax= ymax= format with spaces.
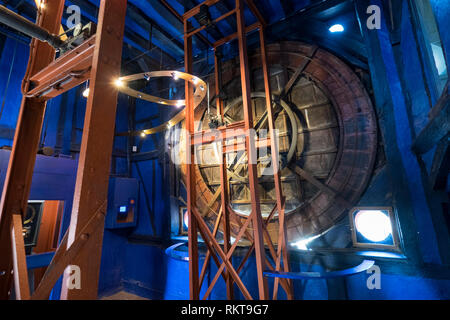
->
xmin=175 ymin=41 xmax=377 ymax=244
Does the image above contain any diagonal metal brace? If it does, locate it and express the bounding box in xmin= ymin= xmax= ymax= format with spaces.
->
xmin=31 ymin=201 xmax=107 ymax=300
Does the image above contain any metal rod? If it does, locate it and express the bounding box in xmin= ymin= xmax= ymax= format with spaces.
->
xmin=0 ymin=5 xmax=63 ymax=49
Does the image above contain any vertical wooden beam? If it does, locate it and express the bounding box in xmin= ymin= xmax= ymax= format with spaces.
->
xmin=60 ymin=0 xmax=127 ymax=300
xmin=235 ymin=0 xmax=268 ymax=300
xmin=11 ymin=214 xmax=30 ymax=300
xmin=0 ymin=1 xmax=65 ymax=300
xmin=215 ymin=50 xmax=234 ymax=299
xmin=259 ymin=27 xmax=293 ymax=300
xmin=184 ymin=20 xmax=200 ymax=301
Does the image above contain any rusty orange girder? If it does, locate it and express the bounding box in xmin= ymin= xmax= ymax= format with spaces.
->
xmin=0 ymin=0 xmax=66 ymax=300
xmin=0 ymin=0 xmax=127 ymax=300
xmin=26 ymin=35 xmax=96 ymax=100
xmin=183 ymin=0 xmax=293 ymax=301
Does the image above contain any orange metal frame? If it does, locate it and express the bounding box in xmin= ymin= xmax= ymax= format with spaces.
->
xmin=183 ymin=0 xmax=293 ymax=300
xmin=0 ymin=0 xmax=127 ymax=300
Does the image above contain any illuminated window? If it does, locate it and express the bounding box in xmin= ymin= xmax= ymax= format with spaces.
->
xmin=411 ymin=0 xmax=448 ymax=99
xmin=349 ymin=207 xmax=400 ymax=250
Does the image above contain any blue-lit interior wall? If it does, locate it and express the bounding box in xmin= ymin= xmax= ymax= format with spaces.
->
xmin=0 ymin=0 xmax=448 ymax=300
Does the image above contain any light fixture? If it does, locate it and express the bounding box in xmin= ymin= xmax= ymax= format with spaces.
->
xmin=140 ymin=131 xmax=147 ymax=138
xmin=36 ymin=0 xmax=45 ymax=9
xmin=291 ymin=234 xmax=321 ymax=251
xmin=192 ymin=77 xmax=199 ymax=85
xmin=183 ymin=210 xmax=189 ymax=229
xmin=292 ymin=239 xmax=312 ymax=251
xmin=115 ymin=78 xmax=124 ymax=87
xmin=82 ymin=87 xmax=90 ymax=98
xmin=350 ymin=207 xmax=399 ymax=249
xmin=82 ymin=80 xmax=90 ymax=98
xmin=195 ymin=4 xmax=211 ymax=27
xmin=172 ymin=72 xmax=179 ymax=81
xmin=176 ymin=100 xmax=184 ymax=108
xmin=355 ymin=210 xmax=392 ymax=242
xmin=329 ymin=24 xmax=344 ymax=33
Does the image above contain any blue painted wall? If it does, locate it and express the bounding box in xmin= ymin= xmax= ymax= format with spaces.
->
xmin=0 ymin=36 xmax=29 ymax=147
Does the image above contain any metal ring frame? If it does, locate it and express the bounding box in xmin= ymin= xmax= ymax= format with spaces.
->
xmin=116 ymin=71 xmax=207 ymax=135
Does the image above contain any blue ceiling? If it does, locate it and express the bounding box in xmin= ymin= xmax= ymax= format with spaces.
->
xmin=0 ymin=0 xmax=368 ymax=72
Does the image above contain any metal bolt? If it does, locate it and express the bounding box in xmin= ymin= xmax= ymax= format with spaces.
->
xmin=80 ymin=233 xmax=89 ymax=241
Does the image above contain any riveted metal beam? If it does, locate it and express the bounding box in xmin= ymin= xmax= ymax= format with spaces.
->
xmin=0 ymin=0 xmax=65 ymax=300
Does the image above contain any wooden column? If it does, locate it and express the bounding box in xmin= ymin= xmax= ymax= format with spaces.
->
xmin=0 ymin=1 xmax=65 ymax=300
xmin=60 ymin=0 xmax=127 ymax=300
xmin=235 ymin=0 xmax=268 ymax=300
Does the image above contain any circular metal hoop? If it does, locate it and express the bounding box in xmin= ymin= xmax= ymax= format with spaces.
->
xmin=117 ymin=71 xmax=207 ymax=107
xmin=116 ymin=71 xmax=207 ymax=136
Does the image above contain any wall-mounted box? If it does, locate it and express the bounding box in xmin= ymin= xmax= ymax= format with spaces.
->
xmin=105 ymin=177 xmax=139 ymax=229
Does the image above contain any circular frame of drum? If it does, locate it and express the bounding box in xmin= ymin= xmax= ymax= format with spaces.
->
xmin=180 ymin=42 xmax=378 ymax=244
